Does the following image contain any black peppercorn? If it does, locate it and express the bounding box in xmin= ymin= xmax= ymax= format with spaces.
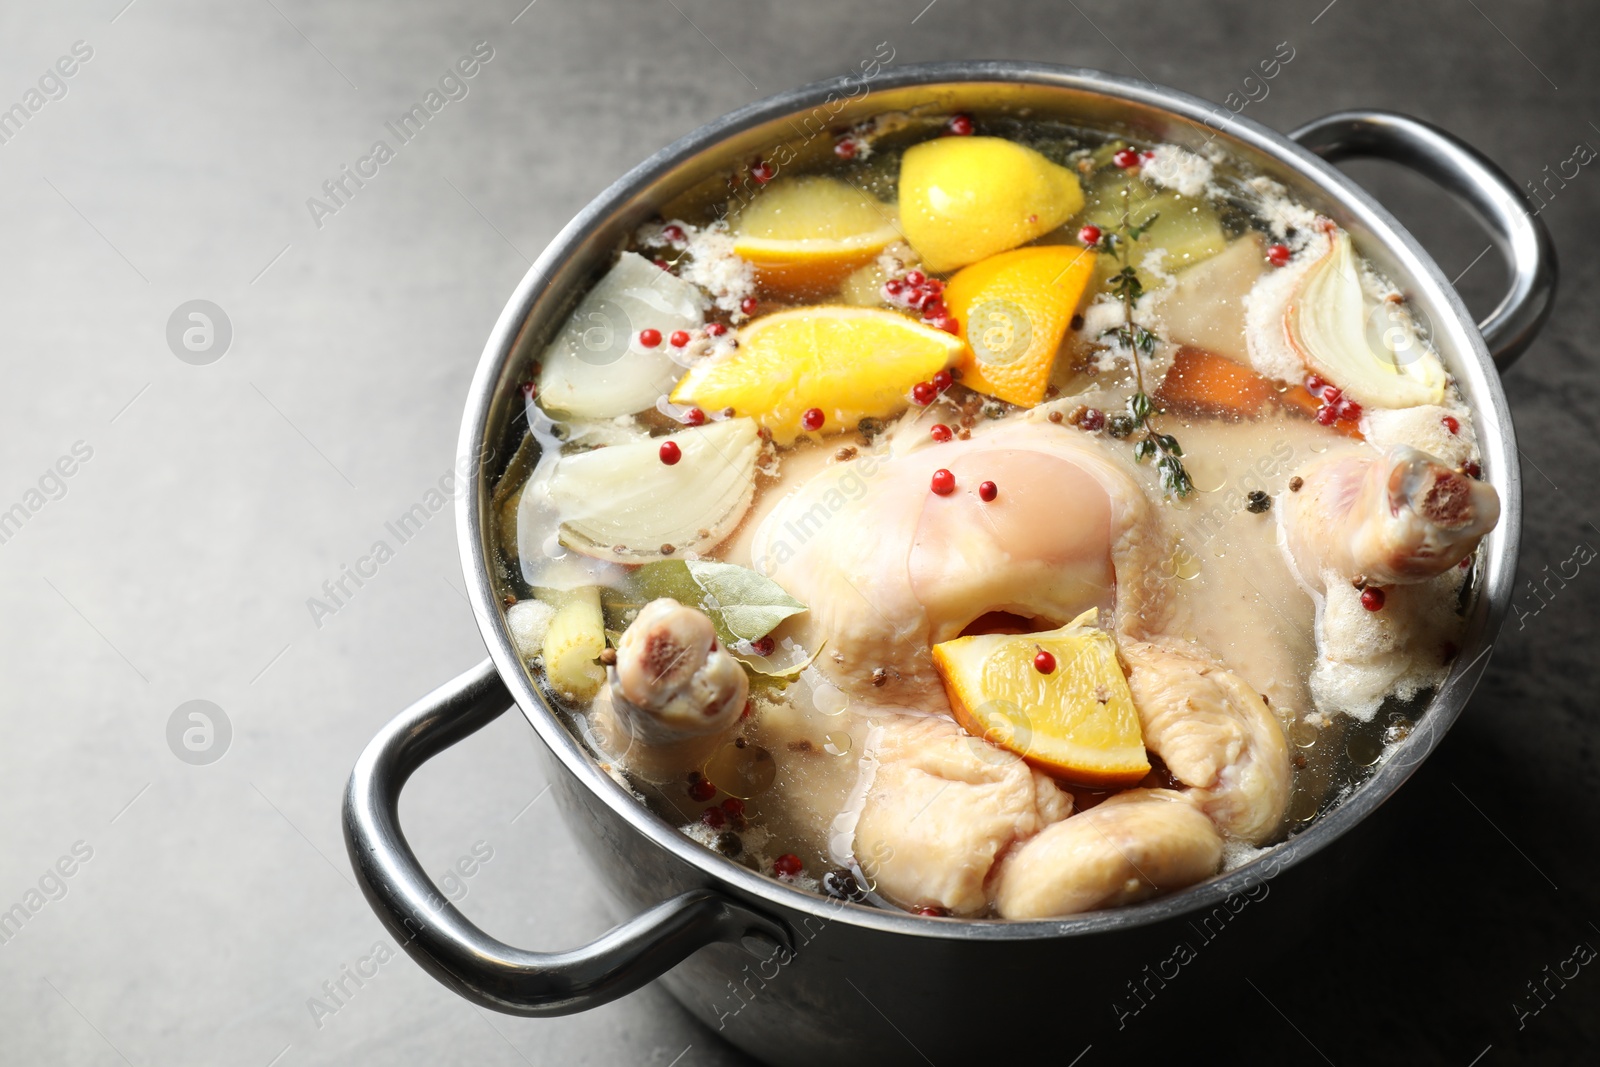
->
xmin=822 ymin=868 xmax=866 ymax=901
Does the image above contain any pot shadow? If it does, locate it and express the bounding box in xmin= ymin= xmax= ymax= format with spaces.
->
xmin=1072 ymin=683 xmax=1600 ymax=1065
xmin=670 ymin=667 xmax=1600 ymax=1065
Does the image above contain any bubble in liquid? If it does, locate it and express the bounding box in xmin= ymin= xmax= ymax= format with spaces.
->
xmin=1164 ymin=547 xmax=1202 ymax=581
xmin=1187 ymin=456 xmax=1230 ymax=494
xmin=813 ymin=683 xmax=850 ymax=717
xmin=1290 ymin=719 xmax=1319 ymax=749
xmin=824 ymin=732 xmax=852 ymax=756
xmin=1346 ymin=732 xmax=1382 ymax=767
xmin=704 ymin=743 xmax=777 ymax=799
xmin=1287 ymin=789 xmax=1321 ymax=823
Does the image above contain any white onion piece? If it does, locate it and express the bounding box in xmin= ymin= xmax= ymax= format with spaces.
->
xmin=536 ymin=252 xmax=706 ymax=419
xmin=548 ymin=417 xmax=761 ymax=561
xmin=1284 ymin=227 xmax=1446 ymax=408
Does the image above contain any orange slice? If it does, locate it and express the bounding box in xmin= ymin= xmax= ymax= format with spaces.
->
xmin=731 ymin=176 xmax=903 ymax=296
xmin=669 ymin=306 xmax=965 ymax=446
xmin=943 ymin=245 xmax=1097 ymax=406
xmin=932 ymin=610 xmax=1149 ymax=788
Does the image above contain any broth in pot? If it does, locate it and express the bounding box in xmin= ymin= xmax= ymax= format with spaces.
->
xmin=490 ymin=110 xmax=1498 ymax=920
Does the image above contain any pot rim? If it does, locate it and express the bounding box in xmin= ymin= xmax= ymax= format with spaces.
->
xmin=454 ymin=60 xmax=1521 ymax=940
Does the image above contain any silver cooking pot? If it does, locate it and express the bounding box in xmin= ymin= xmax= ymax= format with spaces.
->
xmin=343 ymin=62 xmax=1552 ymax=1064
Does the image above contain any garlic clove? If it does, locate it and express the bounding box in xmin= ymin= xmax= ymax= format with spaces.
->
xmin=1284 ymin=226 xmax=1447 ymax=409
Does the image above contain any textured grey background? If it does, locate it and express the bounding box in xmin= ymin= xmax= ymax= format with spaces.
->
xmin=0 ymin=0 xmax=1594 ymax=1064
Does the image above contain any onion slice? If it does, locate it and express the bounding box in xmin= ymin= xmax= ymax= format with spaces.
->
xmin=536 ymin=252 xmax=706 ymax=419
xmin=1284 ymin=226 xmax=1446 ymax=408
xmin=547 ymin=417 xmax=761 ymax=562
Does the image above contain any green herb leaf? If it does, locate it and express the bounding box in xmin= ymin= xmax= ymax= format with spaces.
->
xmin=1108 ymin=265 xmax=1145 ymax=304
xmin=624 ymin=559 xmax=699 ymax=603
xmin=1127 ymin=211 xmax=1161 ymax=240
xmin=1099 ymin=211 xmax=1200 ymax=500
xmin=686 ymin=559 xmax=808 ymax=642
xmin=623 ymin=560 xmax=808 ymax=644
xmin=1157 ymin=454 xmax=1195 ymax=497
xmin=741 ymin=640 xmax=825 ymax=681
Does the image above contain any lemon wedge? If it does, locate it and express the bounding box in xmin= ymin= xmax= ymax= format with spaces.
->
xmin=669 ymin=306 xmax=964 ymax=445
xmin=731 ymin=176 xmax=903 ymax=296
xmin=944 ymin=245 xmax=1097 ymax=406
xmin=898 ymin=137 xmax=1085 ymax=272
xmin=932 ymin=610 xmax=1149 ymax=787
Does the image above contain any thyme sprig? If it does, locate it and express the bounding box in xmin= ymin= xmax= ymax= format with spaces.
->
xmin=1094 ymin=211 xmax=1194 ymax=498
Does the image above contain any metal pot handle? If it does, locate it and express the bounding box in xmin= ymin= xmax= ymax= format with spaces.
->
xmin=1290 ymin=109 xmax=1557 ymax=369
xmin=342 ymin=657 xmax=790 ymax=1016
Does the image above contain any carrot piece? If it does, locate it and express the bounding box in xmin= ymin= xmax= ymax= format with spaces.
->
xmin=1282 ymin=385 xmax=1363 ymax=439
xmin=1156 ymin=346 xmax=1275 ymax=417
xmin=1157 ymin=346 xmax=1363 ymax=438
xmin=1279 ymin=385 xmax=1322 ymax=420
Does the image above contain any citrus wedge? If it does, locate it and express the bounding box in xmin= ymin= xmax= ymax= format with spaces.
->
xmin=944 ymin=245 xmax=1097 ymax=406
xmin=898 ymin=137 xmax=1085 ymax=272
xmin=669 ymin=306 xmax=965 ymax=445
xmin=731 ymin=176 xmax=903 ymax=296
xmin=932 ymin=610 xmax=1150 ymax=788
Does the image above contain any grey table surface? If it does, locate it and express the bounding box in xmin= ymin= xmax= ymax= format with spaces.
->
xmin=1 ymin=0 xmax=1596 ymax=1064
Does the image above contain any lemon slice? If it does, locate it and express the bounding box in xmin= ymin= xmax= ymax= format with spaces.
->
xmin=898 ymin=137 xmax=1085 ymax=273
xmin=669 ymin=306 xmax=964 ymax=445
xmin=944 ymin=245 xmax=1097 ymax=406
xmin=932 ymin=610 xmax=1149 ymax=787
xmin=731 ymin=176 xmax=903 ymax=296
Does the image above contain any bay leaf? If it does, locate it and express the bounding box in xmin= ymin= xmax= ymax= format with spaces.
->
xmin=617 ymin=559 xmax=808 ymax=645
xmin=684 ymin=559 xmax=808 ymax=642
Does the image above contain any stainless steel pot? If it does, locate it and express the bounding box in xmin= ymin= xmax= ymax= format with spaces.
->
xmin=343 ymin=62 xmax=1553 ymax=1064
